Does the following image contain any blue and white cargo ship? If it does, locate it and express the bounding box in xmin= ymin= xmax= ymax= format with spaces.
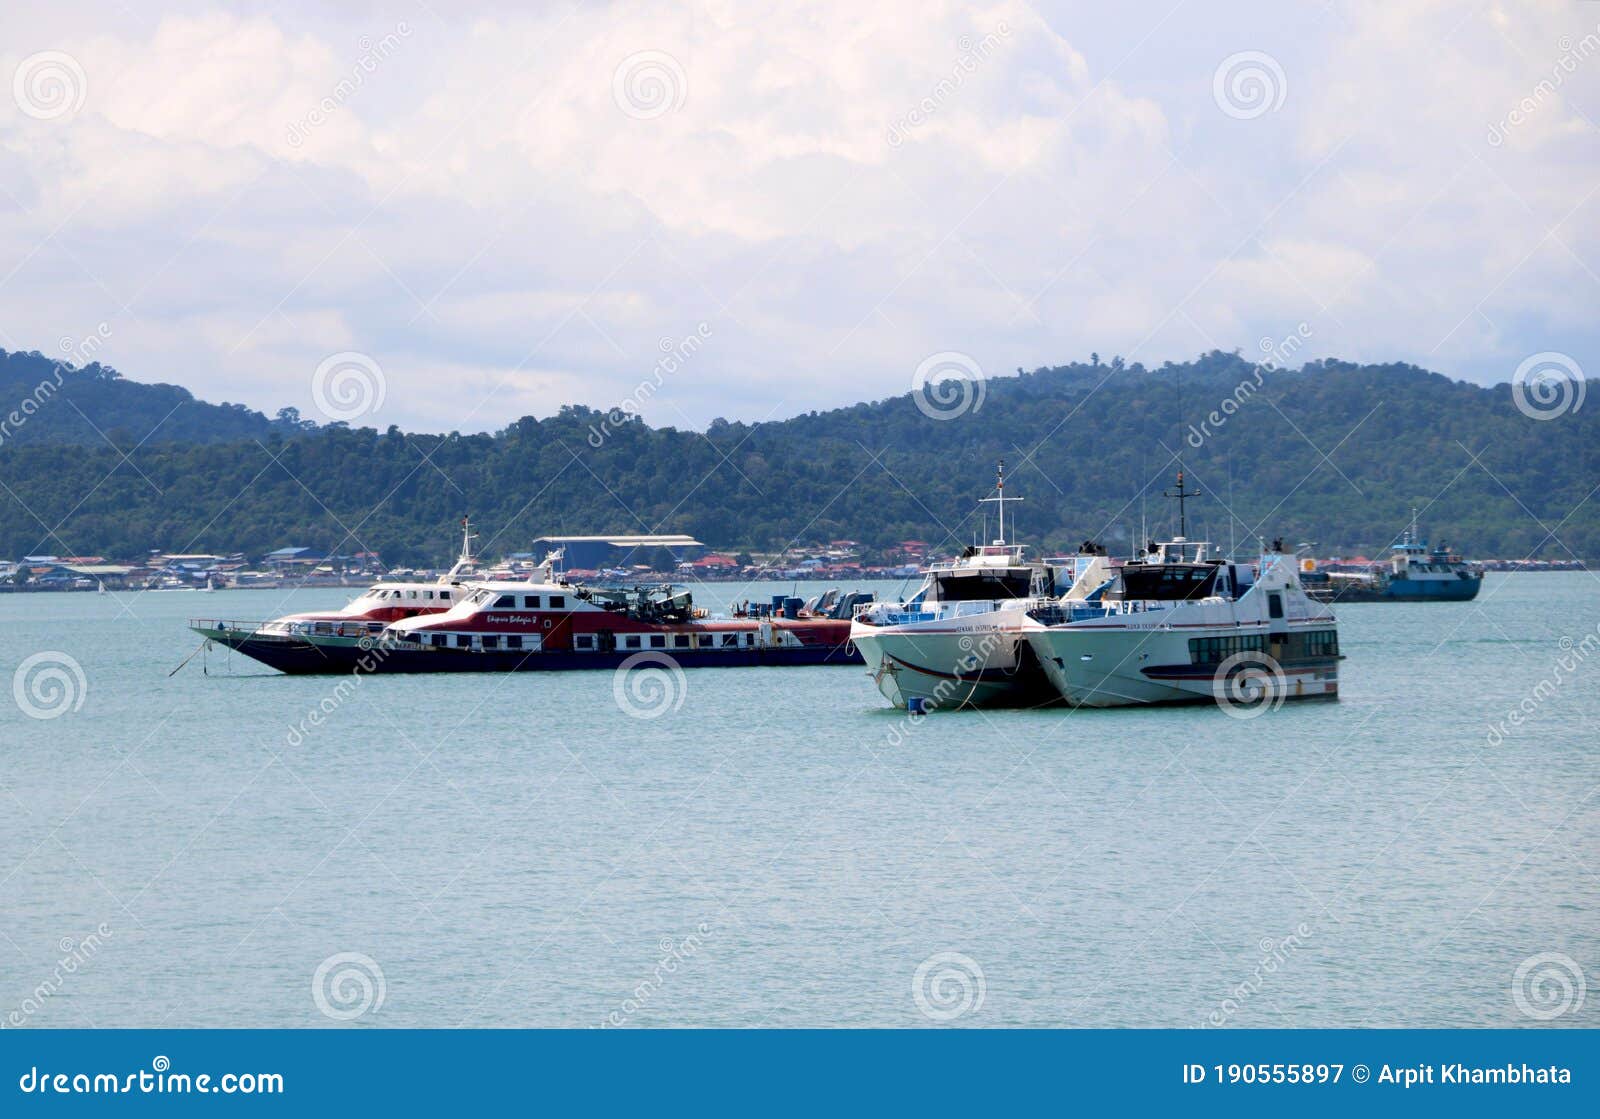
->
xmin=1305 ymin=515 xmax=1483 ymax=603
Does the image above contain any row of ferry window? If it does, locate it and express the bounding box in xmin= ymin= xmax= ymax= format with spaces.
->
xmin=1187 ymin=634 xmax=1266 ymax=663
xmin=1288 ymin=630 xmax=1340 ymax=658
xmin=489 ymin=594 xmax=566 ymax=610
xmin=375 ymin=588 xmax=452 ymax=601
xmin=412 ymin=631 xmax=754 ymax=651
xmin=1187 ymin=630 xmax=1340 ymax=663
xmin=418 ymin=633 xmax=537 ymax=650
xmin=581 ymin=632 xmax=753 ymax=651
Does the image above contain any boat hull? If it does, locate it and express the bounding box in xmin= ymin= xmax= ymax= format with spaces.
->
xmin=1026 ymin=626 xmax=1339 ymax=709
xmin=1308 ymin=576 xmax=1481 ymax=603
xmin=195 ymin=628 xmax=861 ymax=675
xmin=850 ymin=621 xmax=1058 ymax=709
xmin=1377 ymin=575 xmax=1482 ymax=601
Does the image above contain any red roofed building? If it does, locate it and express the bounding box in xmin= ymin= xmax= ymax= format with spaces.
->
xmin=692 ymin=553 xmax=740 ymax=569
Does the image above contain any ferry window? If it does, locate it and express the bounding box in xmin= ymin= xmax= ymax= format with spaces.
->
xmin=650 ymin=635 xmax=667 ymax=649
xmin=495 ymin=595 xmax=517 ymax=609
xmin=674 ymin=635 xmax=690 ymax=649
xmin=506 ymin=635 xmax=522 ymax=649
xmin=439 ymin=591 xmax=451 ymax=601
xmin=524 ymin=595 xmax=540 ymax=609
xmin=423 ymin=591 xmax=433 ymax=600
xmin=744 ymin=633 xmax=755 ymax=646
xmin=575 ymin=635 xmax=595 ymax=650
xmin=549 ymin=595 xmax=565 ymax=609
xmin=407 ymin=591 xmax=417 ymax=599
xmin=624 ymin=635 xmax=641 ymax=650
xmin=1268 ymin=593 xmax=1284 ymax=619
xmin=456 ymin=635 xmax=472 ymax=648
xmin=482 ymin=636 xmax=499 ymax=650
xmin=721 ymin=634 xmax=739 ymax=647
xmin=430 ymin=635 xmax=447 ymax=648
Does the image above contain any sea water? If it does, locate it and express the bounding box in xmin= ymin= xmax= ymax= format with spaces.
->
xmin=1 ymin=574 xmax=1595 ymax=1027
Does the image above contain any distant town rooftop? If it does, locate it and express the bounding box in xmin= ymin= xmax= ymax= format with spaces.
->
xmin=531 ymin=535 xmax=703 ymax=546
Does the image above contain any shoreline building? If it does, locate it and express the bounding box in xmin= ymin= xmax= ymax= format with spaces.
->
xmin=529 ymin=534 xmax=704 ymax=571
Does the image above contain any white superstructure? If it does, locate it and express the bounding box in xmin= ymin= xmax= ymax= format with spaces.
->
xmin=850 ymin=462 xmax=1064 ymax=710
xmin=1024 ymin=539 xmax=1341 ymax=708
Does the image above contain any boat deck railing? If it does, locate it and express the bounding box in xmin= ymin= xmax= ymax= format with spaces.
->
xmin=853 ymin=597 xmax=1037 ymax=626
xmin=191 ymin=618 xmax=388 ymax=640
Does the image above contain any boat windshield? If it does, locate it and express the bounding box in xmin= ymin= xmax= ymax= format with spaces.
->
xmin=1113 ymin=563 xmax=1219 ymax=601
xmin=933 ymin=570 xmax=1033 ymax=601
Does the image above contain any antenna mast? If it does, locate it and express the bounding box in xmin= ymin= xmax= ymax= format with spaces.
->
xmin=1163 ymin=469 xmax=1201 ymax=539
xmin=979 ymin=460 xmax=1022 ymax=546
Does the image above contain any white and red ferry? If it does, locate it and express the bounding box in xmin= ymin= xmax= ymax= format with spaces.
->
xmin=192 ymin=539 xmax=871 ymax=675
xmin=204 ymin=519 xmax=487 ymax=647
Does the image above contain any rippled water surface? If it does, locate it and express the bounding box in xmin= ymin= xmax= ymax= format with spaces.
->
xmin=2 ymin=574 xmax=1596 ymax=1027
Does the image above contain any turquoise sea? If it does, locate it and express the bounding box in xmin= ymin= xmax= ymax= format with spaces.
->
xmin=1 ymin=574 xmax=1595 ymax=1028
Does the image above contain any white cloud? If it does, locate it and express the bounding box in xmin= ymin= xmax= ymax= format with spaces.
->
xmin=0 ymin=0 xmax=1595 ymax=432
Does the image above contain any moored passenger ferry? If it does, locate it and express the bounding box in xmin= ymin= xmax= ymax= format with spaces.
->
xmin=240 ymin=518 xmax=486 ymax=643
xmin=850 ymin=462 xmax=1091 ymax=710
xmin=1023 ymin=537 xmax=1341 ymax=708
xmin=192 ymin=564 xmax=870 ymax=675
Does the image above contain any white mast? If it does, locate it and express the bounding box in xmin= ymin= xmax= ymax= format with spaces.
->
xmin=979 ymin=460 xmax=1021 ymax=547
xmin=442 ymin=516 xmax=479 ymax=582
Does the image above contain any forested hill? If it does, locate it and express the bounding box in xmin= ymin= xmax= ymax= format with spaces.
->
xmin=0 ymin=348 xmax=306 ymax=447
xmin=0 ymin=349 xmax=1594 ymax=564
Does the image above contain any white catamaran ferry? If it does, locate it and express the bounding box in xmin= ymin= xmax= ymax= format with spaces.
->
xmin=850 ymin=463 xmax=1066 ymax=709
xmin=1024 ymin=536 xmax=1340 ymax=708
xmin=1020 ymin=471 xmax=1340 ymax=709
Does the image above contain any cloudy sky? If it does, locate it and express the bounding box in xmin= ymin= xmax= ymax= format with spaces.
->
xmin=1 ymin=0 xmax=1596 ymax=432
